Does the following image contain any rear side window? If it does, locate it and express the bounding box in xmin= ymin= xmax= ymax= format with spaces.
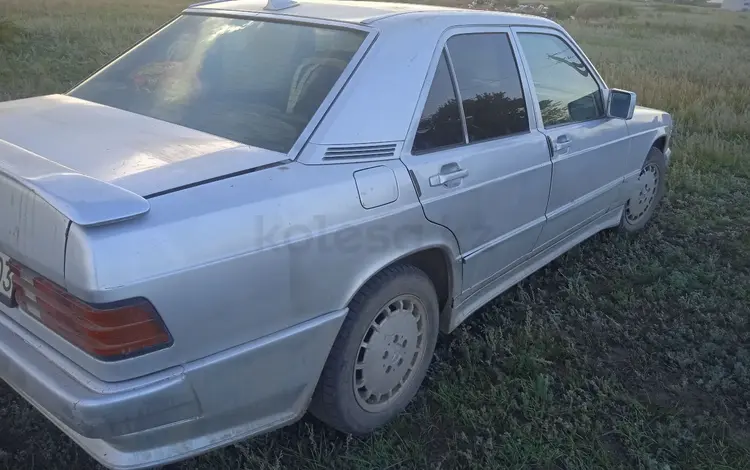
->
xmin=412 ymin=52 xmax=465 ymax=153
xmin=516 ymin=33 xmax=604 ymax=127
xmin=412 ymin=32 xmax=529 ymax=153
xmin=70 ymin=15 xmax=366 ymax=153
xmin=447 ymin=33 xmax=529 ymax=142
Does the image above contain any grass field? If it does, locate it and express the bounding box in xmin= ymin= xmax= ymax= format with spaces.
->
xmin=2 ymin=0 xmax=750 ymax=468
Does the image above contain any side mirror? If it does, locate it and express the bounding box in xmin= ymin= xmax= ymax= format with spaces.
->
xmin=607 ymin=88 xmax=637 ymax=120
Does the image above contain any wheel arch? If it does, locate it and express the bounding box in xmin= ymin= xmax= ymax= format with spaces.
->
xmin=652 ymin=135 xmax=667 ymax=153
xmin=343 ymin=244 xmax=461 ymax=332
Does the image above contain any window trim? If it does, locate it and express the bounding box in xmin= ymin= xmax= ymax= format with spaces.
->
xmin=443 ymin=48 xmax=470 ymax=145
xmin=405 ymin=26 xmax=537 ymax=157
xmin=511 ymin=26 xmax=609 ymax=130
xmin=67 ymin=11 xmax=378 ymax=159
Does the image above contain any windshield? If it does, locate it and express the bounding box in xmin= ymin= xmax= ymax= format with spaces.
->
xmin=70 ymin=15 xmax=367 ymax=153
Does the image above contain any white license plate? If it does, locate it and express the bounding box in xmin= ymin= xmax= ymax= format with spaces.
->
xmin=0 ymin=251 xmax=14 ymax=306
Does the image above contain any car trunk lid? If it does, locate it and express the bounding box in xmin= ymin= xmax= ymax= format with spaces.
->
xmin=0 ymin=94 xmax=290 ymax=198
xmin=0 ymin=94 xmax=289 ymax=285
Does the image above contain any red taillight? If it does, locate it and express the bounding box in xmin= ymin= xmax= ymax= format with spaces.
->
xmin=9 ymin=262 xmax=171 ymax=360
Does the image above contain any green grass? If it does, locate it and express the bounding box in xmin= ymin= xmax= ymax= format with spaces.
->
xmin=0 ymin=19 xmax=22 ymax=45
xmin=2 ymin=0 xmax=750 ymax=469
xmin=575 ymin=2 xmax=638 ymax=20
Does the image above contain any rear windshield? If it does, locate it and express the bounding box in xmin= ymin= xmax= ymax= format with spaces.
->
xmin=70 ymin=15 xmax=367 ymax=153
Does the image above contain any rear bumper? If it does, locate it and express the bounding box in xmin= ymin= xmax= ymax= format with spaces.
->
xmin=0 ymin=308 xmax=347 ymax=469
xmin=0 ymin=310 xmax=199 ymax=439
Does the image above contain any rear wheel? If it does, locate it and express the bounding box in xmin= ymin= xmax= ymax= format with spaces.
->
xmin=619 ymin=146 xmax=667 ymax=233
xmin=310 ymin=264 xmax=439 ymax=435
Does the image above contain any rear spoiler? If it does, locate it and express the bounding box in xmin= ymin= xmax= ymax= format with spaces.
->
xmin=0 ymin=139 xmax=149 ymax=227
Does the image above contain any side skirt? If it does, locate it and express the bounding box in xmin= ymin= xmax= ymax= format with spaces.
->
xmin=444 ymin=206 xmax=623 ymax=332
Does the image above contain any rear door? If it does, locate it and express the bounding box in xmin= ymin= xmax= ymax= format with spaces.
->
xmin=402 ymin=28 xmax=552 ymax=295
xmin=512 ymin=28 xmax=631 ymax=251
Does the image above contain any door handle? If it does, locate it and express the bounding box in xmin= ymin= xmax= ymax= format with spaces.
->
xmin=553 ymin=134 xmax=572 ymax=154
xmin=429 ymin=164 xmax=468 ymax=187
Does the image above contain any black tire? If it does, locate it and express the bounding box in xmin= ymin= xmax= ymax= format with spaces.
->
xmin=309 ymin=264 xmax=439 ymax=435
xmin=619 ymin=146 xmax=667 ymax=233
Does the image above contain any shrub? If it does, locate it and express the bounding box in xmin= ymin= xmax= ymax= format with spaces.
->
xmin=651 ymin=3 xmax=692 ymax=12
xmin=670 ymin=0 xmax=710 ymax=5
xmin=0 ymin=19 xmax=22 ymax=45
xmin=547 ymin=1 xmax=581 ymax=18
xmin=497 ymin=0 xmax=520 ymax=7
xmin=468 ymin=0 xmax=520 ymax=10
xmin=575 ymin=2 xmax=638 ymax=20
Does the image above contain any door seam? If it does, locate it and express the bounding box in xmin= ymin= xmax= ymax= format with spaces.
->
xmin=397 ymin=159 xmax=463 ymax=260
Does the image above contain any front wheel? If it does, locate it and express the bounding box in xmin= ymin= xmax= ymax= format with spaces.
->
xmin=309 ymin=264 xmax=439 ymax=435
xmin=618 ymin=146 xmax=667 ymax=233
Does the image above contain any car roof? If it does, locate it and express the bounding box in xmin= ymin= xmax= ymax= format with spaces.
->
xmin=187 ymin=0 xmax=556 ymax=27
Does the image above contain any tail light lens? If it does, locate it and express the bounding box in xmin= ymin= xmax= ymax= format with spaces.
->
xmin=9 ymin=261 xmax=171 ymax=360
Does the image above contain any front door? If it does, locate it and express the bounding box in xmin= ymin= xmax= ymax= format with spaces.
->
xmin=401 ymin=29 xmax=552 ymax=294
xmin=513 ymin=28 xmax=631 ymax=251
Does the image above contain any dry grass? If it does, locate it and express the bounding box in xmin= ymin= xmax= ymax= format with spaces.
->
xmin=1 ymin=0 xmax=750 ymax=469
xmin=575 ymin=2 xmax=638 ymax=20
xmin=650 ymin=3 xmax=693 ymax=13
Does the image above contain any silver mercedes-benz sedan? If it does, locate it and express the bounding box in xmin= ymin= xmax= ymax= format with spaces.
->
xmin=0 ymin=0 xmax=672 ymax=467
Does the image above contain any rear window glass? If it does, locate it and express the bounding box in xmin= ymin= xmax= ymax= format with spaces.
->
xmin=70 ymin=15 xmax=366 ymax=153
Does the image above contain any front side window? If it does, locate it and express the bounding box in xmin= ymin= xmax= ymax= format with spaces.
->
xmin=517 ymin=33 xmax=604 ymax=127
xmin=70 ymin=15 xmax=366 ymax=153
xmin=447 ymin=33 xmax=529 ymax=142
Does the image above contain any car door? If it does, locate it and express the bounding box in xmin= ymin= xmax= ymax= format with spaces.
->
xmin=512 ymin=27 xmax=631 ymax=251
xmin=402 ymin=28 xmax=552 ymax=295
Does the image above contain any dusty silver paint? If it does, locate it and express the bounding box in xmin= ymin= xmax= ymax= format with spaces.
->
xmin=0 ymin=1 xmax=672 ymax=469
xmin=353 ymin=165 xmax=399 ymax=209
